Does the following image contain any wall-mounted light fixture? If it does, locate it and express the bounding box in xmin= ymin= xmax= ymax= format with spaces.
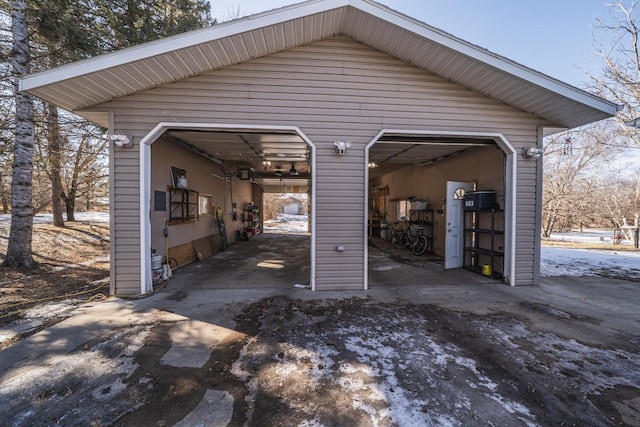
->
xmin=334 ymin=140 xmax=352 ymax=155
xmin=109 ymin=134 xmax=133 ymax=149
xmin=522 ymin=147 xmax=542 ymax=159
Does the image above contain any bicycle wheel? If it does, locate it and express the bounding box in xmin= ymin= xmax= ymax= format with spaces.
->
xmin=412 ymin=235 xmax=428 ymax=255
xmin=391 ymin=231 xmax=408 ymax=249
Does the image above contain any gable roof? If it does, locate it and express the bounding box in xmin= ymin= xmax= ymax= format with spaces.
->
xmin=20 ymin=0 xmax=620 ymax=128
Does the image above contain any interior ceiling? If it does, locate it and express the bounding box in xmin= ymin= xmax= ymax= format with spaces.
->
xmin=165 ymin=129 xmax=498 ymax=185
xmin=368 ymin=135 xmax=497 ymax=179
xmin=165 ymin=129 xmax=311 ymax=188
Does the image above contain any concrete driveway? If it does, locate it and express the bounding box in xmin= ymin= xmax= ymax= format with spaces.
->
xmin=1 ymin=233 xmax=639 ymax=426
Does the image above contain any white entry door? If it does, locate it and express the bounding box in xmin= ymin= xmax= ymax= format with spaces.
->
xmin=445 ymin=181 xmax=475 ymax=269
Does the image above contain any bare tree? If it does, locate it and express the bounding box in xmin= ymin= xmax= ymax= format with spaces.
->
xmin=4 ymin=0 xmax=34 ymax=268
xmin=592 ymin=158 xmax=640 ymax=232
xmin=59 ymin=118 xmax=109 ymax=220
xmin=542 ymin=123 xmax=620 ymax=236
xmin=589 ymin=1 xmax=640 ymax=142
xmin=46 ymin=103 xmax=64 ymax=226
xmin=1 ymin=8 xmax=14 ymax=214
xmin=582 ymin=1 xmax=640 ymax=235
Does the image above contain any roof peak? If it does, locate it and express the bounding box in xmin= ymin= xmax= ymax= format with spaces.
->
xmin=20 ymin=0 xmax=619 ymax=128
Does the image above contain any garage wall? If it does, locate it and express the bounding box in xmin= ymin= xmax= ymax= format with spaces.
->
xmin=109 ymin=127 xmax=141 ymax=295
xmin=150 ymin=138 xmax=250 ymax=261
xmin=103 ymin=36 xmax=547 ymax=292
xmin=375 ymin=146 xmax=505 ymax=257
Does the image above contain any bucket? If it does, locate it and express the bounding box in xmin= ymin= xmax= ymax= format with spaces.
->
xmin=162 ymin=264 xmax=172 ymax=279
xmin=482 ymin=264 xmax=492 ymax=276
xmin=151 ymin=255 xmax=163 ymax=270
xmin=380 ymin=228 xmax=389 ymax=240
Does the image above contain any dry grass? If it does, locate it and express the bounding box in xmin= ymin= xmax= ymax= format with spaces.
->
xmin=0 ymin=221 xmax=110 ymax=325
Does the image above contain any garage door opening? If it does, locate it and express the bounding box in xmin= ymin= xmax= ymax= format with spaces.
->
xmin=141 ymin=123 xmax=316 ymax=293
xmin=263 ymin=193 xmax=310 ymax=235
xmin=365 ymin=131 xmax=516 ymax=288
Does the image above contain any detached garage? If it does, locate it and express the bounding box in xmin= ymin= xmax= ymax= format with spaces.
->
xmin=20 ymin=0 xmax=619 ymax=295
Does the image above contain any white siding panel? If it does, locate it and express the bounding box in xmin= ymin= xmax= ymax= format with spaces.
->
xmin=106 ymin=36 xmax=546 ymax=291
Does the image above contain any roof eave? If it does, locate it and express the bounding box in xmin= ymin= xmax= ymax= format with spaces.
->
xmin=20 ymin=0 xmax=352 ymax=93
xmin=19 ymin=0 xmax=620 ymax=127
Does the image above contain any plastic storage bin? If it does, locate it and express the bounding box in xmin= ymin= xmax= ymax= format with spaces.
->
xmin=464 ymin=191 xmax=496 ymax=211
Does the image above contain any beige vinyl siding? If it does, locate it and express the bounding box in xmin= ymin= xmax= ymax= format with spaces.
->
xmin=102 ymin=36 xmax=548 ymax=292
xmin=109 ymin=126 xmax=142 ymax=294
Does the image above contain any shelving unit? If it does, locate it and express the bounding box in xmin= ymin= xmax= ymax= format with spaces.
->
xmin=168 ymin=187 xmax=198 ymax=225
xmin=243 ymin=204 xmax=261 ymax=237
xmin=463 ymin=208 xmax=504 ymax=279
xmin=410 ymin=209 xmax=434 ymax=253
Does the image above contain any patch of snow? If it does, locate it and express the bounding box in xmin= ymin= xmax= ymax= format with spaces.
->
xmin=548 ymin=229 xmax=633 ymax=245
xmin=298 ymin=418 xmax=324 ymax=427
xmin=264 ymin=214 xmax=309 ymax=234
xmin=0 ymin=302 xmax=80 ymax=347
xmin=541 ymin=247 xmax=640 ymax=278
xmin=372 ymin=264 xmax=400 ymax=272
xmin=92 ymin=378 xmax=127 ymax=400
xmin=0 ymin=211 xmax=109 ymax=225
xmin=0 ymin=320 xmax=156 ymax=425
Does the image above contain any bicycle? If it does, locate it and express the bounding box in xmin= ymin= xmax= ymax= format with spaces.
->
xmin=390 ymin=222 xmax=429 ymax=255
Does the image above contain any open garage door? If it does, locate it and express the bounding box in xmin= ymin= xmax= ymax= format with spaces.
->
xmin=365 ymin=131 xmax=516 ymax=288
xmin=141 ymin=124 xmax=315 ymax=292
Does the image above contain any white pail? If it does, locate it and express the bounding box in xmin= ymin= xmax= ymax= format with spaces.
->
xmin=151 ymin=255 xmax=163 ymax=270
xmin=380 ymin=228 xmax=389 ymax=240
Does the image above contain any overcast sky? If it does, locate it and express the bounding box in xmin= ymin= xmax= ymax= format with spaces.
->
xmin=208 ymin=0 xmax=616 ymax=89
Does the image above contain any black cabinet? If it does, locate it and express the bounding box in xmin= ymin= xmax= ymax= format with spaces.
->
xmin=410 ymin=209 xmax=434 ymax=253
xmin=464 ymin=208 xmax=503 ymax=279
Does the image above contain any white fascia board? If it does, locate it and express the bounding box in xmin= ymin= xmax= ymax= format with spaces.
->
xmin=20 ymin=0 xmax=351 ymax=92
xmin=353 ymin=1 xmax=621 ymax=117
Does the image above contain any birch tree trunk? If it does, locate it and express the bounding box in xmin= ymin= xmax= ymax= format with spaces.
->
xmin=4 ymin=0 xmax=35 ymax=268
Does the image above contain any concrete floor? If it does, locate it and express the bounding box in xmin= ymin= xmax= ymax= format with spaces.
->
xmin=148 ymin=231 xmax=640 ymax=344
xmin=1 ymin=232 xmax=639 ymax=426
xmin=164 ymin=231 xmax=497 ymax=292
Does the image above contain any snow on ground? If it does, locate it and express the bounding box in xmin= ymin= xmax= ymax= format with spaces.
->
xmin=263 ymin=214 xmax=309 ymax=234
xmin=541 ymin=247 xmax=640 ymax=279
xmin=0 ymin=211 xmax=109 ymax=225
xmin=542 ymin=229 xmax=640 ymax=279
xmin=549 ymin=228 xmax=636 ymax=246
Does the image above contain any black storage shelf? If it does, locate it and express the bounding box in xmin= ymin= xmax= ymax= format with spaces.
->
xmin=464 ymin=247 xmax=504 ymax=257
xmin=463 ymin=208 xmax=504 ymax=280
xmin=464 ymin=228 xmax=504 ymax=235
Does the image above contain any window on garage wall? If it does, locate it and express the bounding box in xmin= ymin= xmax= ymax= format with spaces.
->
xmin=199 ymin=194 xmax=212 ymax=216
xmin=398 ymin=199 xmax=410 ymax=222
